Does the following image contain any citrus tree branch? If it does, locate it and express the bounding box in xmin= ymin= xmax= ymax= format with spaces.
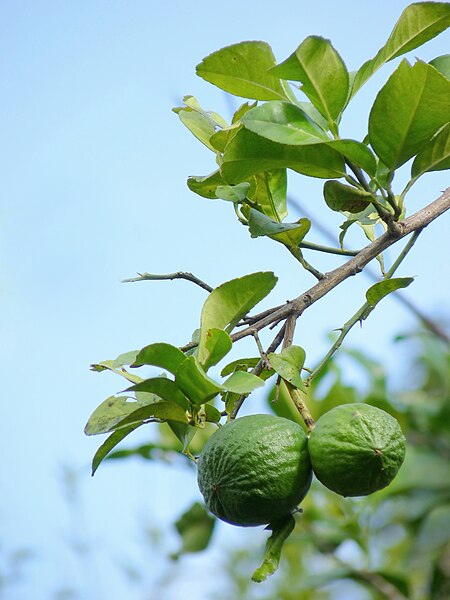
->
xmin=231 ymin=187 xmax=450 ymax=344
xmin=289 ymin=195 xmax=450 ymax=344
xmin=305 ymin=229 xmax=423 ymax=384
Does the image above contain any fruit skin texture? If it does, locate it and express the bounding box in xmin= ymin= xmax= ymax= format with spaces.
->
xmin=308 ymin=403 xmax=406 ymax=497
xmin=197 ymin=414 xmax=312 ymax=527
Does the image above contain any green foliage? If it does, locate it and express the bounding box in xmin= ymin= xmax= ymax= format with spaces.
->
xmin=86 ymin=1 xmax=450 ymax=588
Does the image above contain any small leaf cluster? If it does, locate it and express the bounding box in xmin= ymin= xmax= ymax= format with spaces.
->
xmin=177 ymin=2 xmax=450 ymax=247
xmin=86 ymin=1 xmax=450 ymax=480
xmin=86 ymin=271 xmax=296 ymax=472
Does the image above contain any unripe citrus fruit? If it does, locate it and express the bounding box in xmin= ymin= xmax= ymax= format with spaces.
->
xmin=197 ymin=414 xmax=312 ymax=526
xmin=308 ymin=403 xmax=406 ymax=497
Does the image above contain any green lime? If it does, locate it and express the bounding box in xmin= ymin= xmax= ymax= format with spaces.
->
xmin=308 ymin=403 xmax=406 ymax=497
xmin=197 ymin=414 xmax=312 ymax=527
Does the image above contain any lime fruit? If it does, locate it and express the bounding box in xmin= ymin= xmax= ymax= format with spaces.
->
xmin=308 ymin=403 xmax=406 ymax=497
xmin=197 ymin=414 xmax=312 ymax=527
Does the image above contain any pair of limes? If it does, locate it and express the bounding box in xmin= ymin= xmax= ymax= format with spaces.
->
xmin=197 ymin=404 xmax=406 ymax=527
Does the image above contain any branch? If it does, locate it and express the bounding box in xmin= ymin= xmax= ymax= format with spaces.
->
xmin=231 ymin=188 xmax=450 ymax=344
xmin=122 ymin=271 xmax=213 ymax=293
xmin=305 ymin=229 xmax=423 ymax=384
xmin=289 ymin=195 xmax=450 ymax=345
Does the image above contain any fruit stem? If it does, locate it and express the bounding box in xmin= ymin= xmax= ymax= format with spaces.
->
xmin=286 ymin=383 xmax=315 ymax=432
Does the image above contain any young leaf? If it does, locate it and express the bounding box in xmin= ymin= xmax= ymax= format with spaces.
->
xmin=90 ymin=360 xmax=142 ymax=384
xmin=199 ymin=328 xmax=233 ymax=372
xmin=251 ymin=514 xmax=296 ymax=583
xmin=248 ymin=209 xmax=310 ymax=249
xmin=215 ymin=182 xmax=250 ymax=203
xmin=175 ymin=356 xmax=223 ymax=404
xmin=271 ymin=36 xmax=349 ymax=124
xmin=198 ymin=272 xmax=277 ymax=365
xmin=187 ymin=170 xmax=228 ymax=199
xmin=168 ymin=421 xmax=197 ymax=452
xmin=204 ymin=404 xmax=221 ymax=423
xmin=323 ymin=181 xmax=373 ymax=213
xmin=221 ymin=128 xmax=346 ymax=182
xmin=220 ymin=357 xmax=261 ymax=377
xmin=241 ymin=101 xmax=330 ymax=145
xmin=268 ymin=345 xmax=306 ymax=389
xmin=196 ymin=41 xmax=288 ymax=101
xmin=222 ymin=370 xmax=265 ymax=394
xmin=126 ymin=377 xmax=190 ymax=410
xmin=369 ymin=60 xmax=450 ymax=169
xmin=351 ymin=2 xmax=450 ymax=97
xmin=171 ymin=502 xmax=216 ymax=560
xmin=429 ymin=53 xmax=450 ymax=78
xmin=131 ymin=342 xmax=186 ymax=374
xmin=173 ymin=96 xmax=227 ymax=152
xmin=411 ymin=122 xmax=450 ymax=180
xmin=84 ymin=395 xmax=154 ymax=436
xmin=366 ymin=277 xmax=415 ymax=307
xmin=91 ymin=425 xmax=141 ymax=475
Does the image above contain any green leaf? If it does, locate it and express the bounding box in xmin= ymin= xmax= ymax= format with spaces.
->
xmin=175 ymin=356 xmax=223 ymax=404
xmin=251 ymin=514 xmax=296 ymax=583
xmin=249 ymin=170 xmax=288 ymax=220
xmin=221 ymin=128 xmax=346 ymax=182
xmin=220 ymin=357 xmax=260 ymax=377
xmin=222 ymin=370 xmax=265 ymax=394
xmin=187 ymin=170 xmax=228 ymax=199
xmin=241 ymin=103 xmax=376 ymax=176
xmin=196 ymin=41 xmax=288 ymax=101
xmin=199 ymin=328 xmax=233 ymax=371
xmin=84 ymin=395 xmax=155 ymax=436
xmin=271 ymin=36 xmax=349 ymax=123
xmin=429 ymin=53 xmax=450 ymax=78
xmin=173 ymin=96 xmax=227 ymax=152
xmin=131 ymin=342 xmax=186 ymax=374
xmin=127 ymin=377 xmax=190 ymax=410
xmin=351 ymin=2 xmax=450 ymax=97
xmin=248 ymin=209 xmax=310 ymax=249
xmin=112 ymin=400 xmax=189 ymax=429
xmin=91 ymin=425 xmax=141 ymax=475
xmin=366 ymin=277 xmax=414 ymax=307
xmin=268 ymin=345 xmax=306 ymax=389
xmin=323 ymin=181 xmax=373 ymax=213
xmin=171 ymin=502 xmax=216 ymax=560
xmin=411 ymin=122 xmax=450 ymax=179
xmin=369 ymin=59 xmax=450 ymax=169
xmin=328 ymin=140 xmax=377 ymax=176
xmin=215 ymin=182 xmax=250 ymax=203
xmin=168 ymin=421 xmax=197 ymax=452
xmin=198 ymin=272 xmax=277 ymax=365
xmin=242 ymin=101 xmax=330 ymax=145
xmin=204 ymin=404 xmax=222 ymax=423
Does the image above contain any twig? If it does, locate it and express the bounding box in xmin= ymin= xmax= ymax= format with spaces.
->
xmin=282 ymin=315 xmax=297 ymax=350
xmin=230 ymin=188 xmax=450 ymax=345
xmin=285 ymin=383 xmax=315 ymax=431
xmin=289 ymin=247 xmax=325 ymax=280
xmin=289 ymin=194 xmax=450 ymax=344
xmin=305 ymin=229 xmax=423 ymax=384
xmin=229 ymin=325 xmax=286 ymax=420
xmin=122 ymin=271 xmax=213 ymax=292
xmin=299 ymin=240 xmax=360 ymax=256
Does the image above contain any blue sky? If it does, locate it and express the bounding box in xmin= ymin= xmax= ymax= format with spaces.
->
xmin=1 ymin=2 xmax=449 ymax=598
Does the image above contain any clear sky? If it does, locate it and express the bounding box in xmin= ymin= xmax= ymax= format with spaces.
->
xmin=1 ymin=2 xmax=449 ymax=598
